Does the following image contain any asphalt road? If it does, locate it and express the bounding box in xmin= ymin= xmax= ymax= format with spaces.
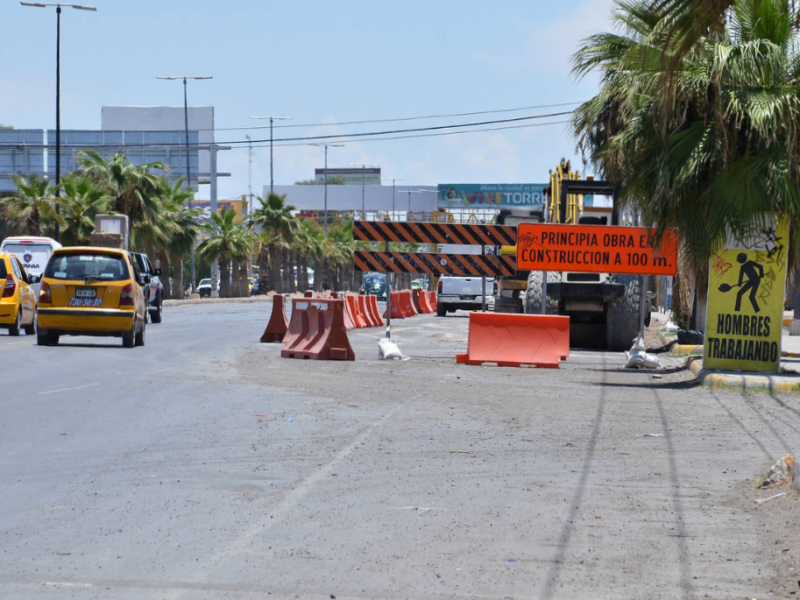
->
xmin=1 ymin=302 xmax=798 ymax=599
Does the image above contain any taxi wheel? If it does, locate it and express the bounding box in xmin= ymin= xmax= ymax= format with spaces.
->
xmin=8 ymin=310 xmax=21 ymax=336
xmin=135 ymin=320 xmax=146 ymax=347
xmin=122 ymin=322 xmax=136 ymax=348
xmin=23 ymin=319 xmax=36 ymax=335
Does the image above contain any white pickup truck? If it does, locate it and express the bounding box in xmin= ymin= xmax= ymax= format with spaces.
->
xmin=435 ymin=275 xmax=494 ymax=317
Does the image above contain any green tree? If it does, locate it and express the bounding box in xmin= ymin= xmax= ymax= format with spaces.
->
xmin=159 ymin=178 xmax=202 ymax=299
xmin=2 ymin=175 xmax=55 ymax=236
xmin=248 ymin=192 xmax=297 ymax=293
xmin=295 ymin=175 xmax=347 ymax=185
xmin=77 ymin=150 xmax=166 ymax=223
xmin=197 ymin=208 xmax=251 ymax=298
xmin=573 ymin=0 xmax=800 ymax=325
xmin=58 ymin=173 xmax=113 ymax=246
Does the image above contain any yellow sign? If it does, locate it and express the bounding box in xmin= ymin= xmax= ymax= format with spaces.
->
xmin=704 ymin=216 xmax=789 ymax=372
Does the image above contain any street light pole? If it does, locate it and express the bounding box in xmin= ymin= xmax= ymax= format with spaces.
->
xmin=351 ymin=163 xmax=378 ymax=220
xmin=249 ymin=115 xmax=292 ymax=193
xmin=158 ymin=75 xmax=212 ymax=292
xmin=21 ymin=2 xmax=97 ymax=243
xmin=383 ymin=178 xmax=404 ymax=221
xmin=312 ymin=144 xmax=343 ymax=236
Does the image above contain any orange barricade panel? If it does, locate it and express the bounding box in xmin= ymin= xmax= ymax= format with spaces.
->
xmin=281 ymin=298 xmax=355 ymax=361
xmin=400 ymin=290 xmax=418 ymax=317
xmin=368 ymin=295 xmax=384 ymax=327
xmin=412 ymin=290 xmax=424 ymax=314
xmin=358 ymin=294 xmax=376 ymax=327
xmin=336 ymin=292 xmax=355 ymax=330
xmin=260 ymin=294 xmax=289 ymax=343
xmin=429 ymin=291 xmax=438 ymax=311
xmin=346 ymin=294 xmax=369 ymax=329
xmin=415 ymin=290 xmax=433 ymax=314
xmin=456 ymin=313 xmax=569 ymax=368
xmin=383 ymin=291 xmax=405 ymax=319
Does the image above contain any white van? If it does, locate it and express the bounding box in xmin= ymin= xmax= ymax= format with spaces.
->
xmin=0 ymin=236 xmax=62 ymax=280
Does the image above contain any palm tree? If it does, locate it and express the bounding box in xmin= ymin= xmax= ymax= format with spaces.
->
xmin=77 ymin=150 xmax=166 ymax=223
xmin=292 ymin=218 xmax=325 ymax=292
xmin=158 ymin=178 xmax=202 ymax=299
xmin=58 ymin=174 xmax=113 ymax=246
xmin=197 ymin=208 xmax=251 ymax=298
xmin=3 ymin=175 xmax=55 ymax=236
xmin=573 ymin=0 xmax=800 ymax=326
xmin=248 ymin=192 xmax=297 ymax=294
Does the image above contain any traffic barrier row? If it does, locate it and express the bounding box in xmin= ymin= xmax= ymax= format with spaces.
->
xmin=456 ymin=312 xmax=569 ymax=368
xmin=382 ymin=290 xmax=437 ymax=319
xmin=281 ymin=297 xmax=355 ymax=360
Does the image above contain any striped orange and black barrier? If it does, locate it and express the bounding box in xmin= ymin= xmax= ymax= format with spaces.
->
xmin=354 ymin=251 xmax=516 ymax=277
xmin=354 ymin=221 xmax=516 ymax=246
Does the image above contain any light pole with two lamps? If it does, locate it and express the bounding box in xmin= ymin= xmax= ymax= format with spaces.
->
xmin=21 ymin=1 xmax=97 ymax=243
xmin=157 ymin=75 xmax=212 ymax=291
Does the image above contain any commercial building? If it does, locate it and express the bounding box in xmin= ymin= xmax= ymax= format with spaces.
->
xmin=314 ymin=167 xmax=381 ymax=185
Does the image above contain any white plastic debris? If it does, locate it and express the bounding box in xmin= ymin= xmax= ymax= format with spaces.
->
xmin=664 ymin=321 xmax=679 ymax=332
xmin=625 ymin=334 xmax=660 ymax=369
xmin=761 ymin=454 xmax=794 ymax=487
xmin=378 ymin=338 xmax=404 ymax=360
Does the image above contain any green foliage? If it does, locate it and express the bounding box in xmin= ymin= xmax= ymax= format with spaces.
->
xmin=197 ymin=207 xmax=251 ymax=264
xmin=58 ymin=174 xmax=113 ymax=246
xmin=295 ymin=175 xmax=347 ymax=185
xmin=573 ymin=0 xmax=800 ymax=269
xmin=2 ymin=174 xmax=55 ymax=236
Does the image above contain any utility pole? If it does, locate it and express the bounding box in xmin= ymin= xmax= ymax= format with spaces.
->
xmin=383 ymin=178 xmax=404 ymax=221
xmin=250 ymin=115 xmax=292 ymax=193
xmin=312 ymin=144 xmax=343 ymax=235
xmin=209 ymin=143 xmax=219 ymax=298
xmin=351 ymin=163 xmax=379 ymax=220
xmin=158 ymin=75 xmax=212 ymax=292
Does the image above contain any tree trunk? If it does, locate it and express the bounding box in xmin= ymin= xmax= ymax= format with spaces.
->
xmin=220 ymin=259 xmax=232 ymax=298
xmin=282 ymin=248 xmax=294 ymax=293
xmin=257 ymin=248 xmax=269 ymax=295
xmin=157 ymin=252 xmax=171 ymax=299
xmin=298 ymin=253 xmax=309 ymax=292
xmin=313 ymin=260 xmax=324 ymax=292
xmin=172 ymin=256 xmax=184 ymax=299
xmin=269 ymin=246 xmax=283 ymax=293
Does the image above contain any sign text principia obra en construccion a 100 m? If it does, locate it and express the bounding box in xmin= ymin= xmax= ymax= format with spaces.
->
xmin=515 ymin=224 xmax=678 ymax=276
xmin=704 ymin=216 xmax=788 ymax=373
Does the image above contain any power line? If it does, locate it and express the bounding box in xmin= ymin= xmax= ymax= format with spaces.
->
xmin=207 ymin=101 xmax=583 ymax=133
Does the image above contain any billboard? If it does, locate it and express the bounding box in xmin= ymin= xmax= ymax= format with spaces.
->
xmin=193 ymin=199 xmax=246 ymax=222
xmin=438 ymin=184 xmax=547 ymax=208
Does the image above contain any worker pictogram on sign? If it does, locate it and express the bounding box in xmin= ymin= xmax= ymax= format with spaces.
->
xmin=704 ymin=217 xmax=788 ymax=373
xmin=516 ymin=224 xmax=678 ymax=276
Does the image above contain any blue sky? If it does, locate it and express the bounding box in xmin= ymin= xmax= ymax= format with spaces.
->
xmin=2 ymin=0 xmax=616 ymax=198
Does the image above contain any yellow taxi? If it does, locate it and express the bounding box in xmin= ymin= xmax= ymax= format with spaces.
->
xmin=37 ymin=247 xmax=148 ymax=348
xmin=0 ymin=252 xmax=38 ymax=336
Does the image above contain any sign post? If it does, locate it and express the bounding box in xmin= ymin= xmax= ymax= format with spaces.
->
xmin=704 ymin=217 xmax=789 ymax=373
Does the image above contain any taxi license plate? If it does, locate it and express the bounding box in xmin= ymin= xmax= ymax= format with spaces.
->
xmin=76 ymin=288 xmax=96 ymax=298
xmin=69 ymin=297 xmax=102 ymax=307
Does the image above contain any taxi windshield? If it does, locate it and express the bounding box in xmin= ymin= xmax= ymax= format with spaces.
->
xmin=45 ymin=253 xmax=129 ymax=282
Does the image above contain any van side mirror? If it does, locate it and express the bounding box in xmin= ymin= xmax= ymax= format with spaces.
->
xmin=29 ymin=274 xmax=41 ymax=284
xmin=154 ymin=268 xmax=162 ymax=276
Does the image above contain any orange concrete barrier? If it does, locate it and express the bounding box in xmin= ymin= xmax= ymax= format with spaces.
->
xmin=346 ymin=294 xmax=369 ymax=329
xmin=383 ymin=291 xmax=405 ymax=319
xmin=260 ymin=293 xmax=289 ymax=343
xmin=358 ymin=294 xmax=377 ymax=327
xmin=281 ymin=298 xmax=355 ymax=361
xmin=412 ymin=289 xmax=424 ymax=314
xmin=332 ymin=292 xmax=355 ymax=330
xmin=399 ymin=290 xmax=418 ymax=318
xmin=304 ymin=290 xmax=315 ymax=298
xmin=367 ymin=295 xmax=384 ymax=327
xmin=456 ymin=312 xmax=569 ymax=368
xmin=428 ymin=291 xmax=438 ymax=312
xmin=414 ymin=289 xmax=434 ymax=314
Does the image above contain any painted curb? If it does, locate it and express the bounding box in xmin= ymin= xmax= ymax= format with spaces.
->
xmin=659 ymin=332 xmax=703 ymax=355
xmin=164 ymin=295 xmax=274 ymax=308
xmin=686 ymin=357 xmax=800 ymax=392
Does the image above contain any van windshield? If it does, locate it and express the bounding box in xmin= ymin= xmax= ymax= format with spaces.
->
xmin=45 ymin=253 xmax=129 ymax=282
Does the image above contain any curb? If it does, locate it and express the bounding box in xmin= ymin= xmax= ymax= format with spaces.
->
xmin=686 ymin=357 xmax=800 ymax=392
xmin=164 ymin=295 xmax=274 ymax=308
xmin=659 ymin=332 xmax=703 ymax=355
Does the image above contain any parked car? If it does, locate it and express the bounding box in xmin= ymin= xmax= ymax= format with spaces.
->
xmin=0 ymin=252 xmax=38 ymax=336
xmin=36 ymin=246 xmax=148 ymax=348
xmin=130 ymin=252 xmax=163 ymax=323
xmin=197 ymin=278 xmax=219 ymax=298
xmin=436 ymin=275 xmax=494 ymax=317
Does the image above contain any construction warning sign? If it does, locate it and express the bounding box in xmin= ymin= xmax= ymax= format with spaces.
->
xmin=704 ymin=216 xmax=789 ymax=373
xmin=516 ymin=224 xmax=678 ymax=276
